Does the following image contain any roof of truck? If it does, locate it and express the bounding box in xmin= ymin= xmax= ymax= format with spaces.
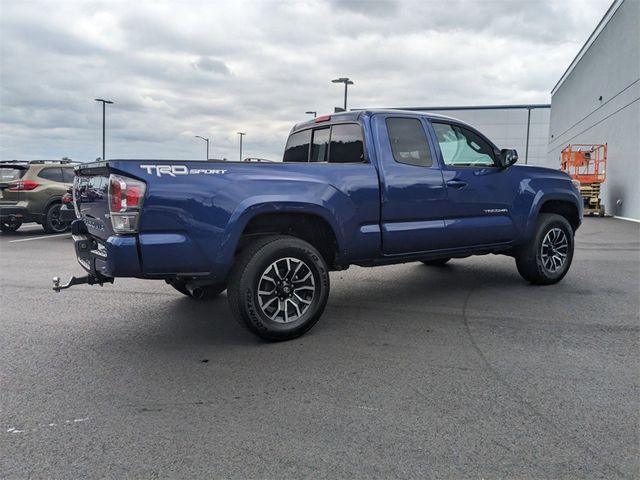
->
xmin=291 ymin=109 xmax=463 ymax=133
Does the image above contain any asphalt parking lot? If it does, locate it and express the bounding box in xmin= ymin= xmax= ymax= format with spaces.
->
xmin=1 ymin=218 xmax=638 ymax=479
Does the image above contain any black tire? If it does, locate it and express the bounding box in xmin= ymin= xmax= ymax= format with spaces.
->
xmin=168 ymin=280 xmax=226 ymax=299
xmin=43 ymin=203 xmax=70 ymax=233
xmin=228 ymin=235 xmax=330 ymax=342
xmin=0 ymin=219 xmax=22 ymax=232
xmin=515 ymin=213 xmax=574 ymax=285
xmin=421 ymin=257 xmax=451 ymax=266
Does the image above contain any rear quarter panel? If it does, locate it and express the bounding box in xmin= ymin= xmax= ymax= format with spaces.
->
xmin=111 ymin=161 xmax=380 ymax=279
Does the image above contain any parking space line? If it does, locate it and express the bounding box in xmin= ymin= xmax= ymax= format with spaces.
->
xmin=8 ymin=233 xmax=72 ymax=243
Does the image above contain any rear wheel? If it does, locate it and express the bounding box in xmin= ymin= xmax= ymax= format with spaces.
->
xmin=421 ymin=258 xmax=451 ymax=266
xmin=515 ymin=213 xmax=574 ymax=285
xmin=0 ymin=218 xmax=22 ymax=232
xmin=43 ymin=203 xmax=70 ymax=233
xmin=228 ymin=235 xmax=330 ymax=341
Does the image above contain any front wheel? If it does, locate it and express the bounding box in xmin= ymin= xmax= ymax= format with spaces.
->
xmin=515 ymin=213 xmax=574 ymax=285
xmin=43 ymin=203 xmax=70 ymax=233
xmin=228 ymin=235 xmax=330 ymax=341
xmin=0 ymin=218 xmax=22 ymax=232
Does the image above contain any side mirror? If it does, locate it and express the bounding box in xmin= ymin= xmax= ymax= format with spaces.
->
xmin=499 ymin=149 xmax=518 ymax=168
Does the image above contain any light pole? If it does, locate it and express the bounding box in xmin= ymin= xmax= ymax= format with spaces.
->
xmin=237 ymin=132 xmax=246 ymax=161
xmin=94 ymin=98 xmax=113 ymax=160
xmin=331 ymin=77 xmax=354 ymax=111
xmin=195 ymin=135 xmax=209 ymax=160
xmin=305 ymin=111 xmax=317 ymax=118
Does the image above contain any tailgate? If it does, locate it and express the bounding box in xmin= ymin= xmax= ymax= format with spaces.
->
xmin=0 ymin=165 xmax=28 ymax=203
xmin=74 ymin=163 xmax=114 ymax=239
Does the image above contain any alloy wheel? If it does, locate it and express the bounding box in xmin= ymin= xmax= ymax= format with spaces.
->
xmin=540 ymin=227 xmax=569 ymax=273
xmin=257 ymin=257 xmax=316 ymax=323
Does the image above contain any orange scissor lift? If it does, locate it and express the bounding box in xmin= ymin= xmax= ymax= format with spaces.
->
xmin=560 ymin=143 xmax=607 ymax=216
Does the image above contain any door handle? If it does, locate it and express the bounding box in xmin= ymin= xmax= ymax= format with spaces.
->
xmin=446 ymin=180 xmax=467 ymax=189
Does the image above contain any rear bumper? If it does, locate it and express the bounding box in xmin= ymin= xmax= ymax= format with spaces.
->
xmin=0 ymin=206 xmax=39 ymax=223
xmin=73 ymin=233 xmax=142 ymax=278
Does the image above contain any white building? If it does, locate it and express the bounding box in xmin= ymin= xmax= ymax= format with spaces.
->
xmin=548 ymin=0 xmax=640 ymax=220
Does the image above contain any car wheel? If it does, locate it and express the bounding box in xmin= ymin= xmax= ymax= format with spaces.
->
xmin=421 ymin=257 xmax=451 ymax=266
xmin=43 ymin=203 xmax=70 ymax=233
xmin=228 ymin=235 xmax=330 ymax=342
xmin=0 ymin=218 xmax=22 ymax=232
xmin=167 ymin=279 xmax=226 ymax=299
xmin=515 ymin=213 xmax=574 ymax=285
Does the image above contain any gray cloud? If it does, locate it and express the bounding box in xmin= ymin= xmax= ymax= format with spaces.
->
xmin=191 ymin=56 xmax=232 ymax=75
xmin=0 ymin=0 xmax=611 ymax=161
xmin=327 ymin=0 xmax=401 ymax=17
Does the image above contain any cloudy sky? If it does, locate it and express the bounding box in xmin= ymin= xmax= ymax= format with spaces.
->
xmin=0 ymin=0 xmax=611 ymax=161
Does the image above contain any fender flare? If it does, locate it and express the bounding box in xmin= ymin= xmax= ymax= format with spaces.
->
xmin=525 ymin=191 xmax=581 ymax=239
xmin=216 ymin=197 xmax=347 ymax=266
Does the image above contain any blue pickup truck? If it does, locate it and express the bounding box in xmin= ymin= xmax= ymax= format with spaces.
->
xmin=54 ymin=110 xmax=582 ymax=341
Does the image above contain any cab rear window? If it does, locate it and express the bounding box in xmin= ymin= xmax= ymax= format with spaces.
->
xmin=283 ymin=130 xmax=311 ymax=163
xmin=284 ymin=123 xmax=365 ymax=163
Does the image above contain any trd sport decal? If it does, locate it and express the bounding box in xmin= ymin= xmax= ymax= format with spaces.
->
xmin=139 ymin=165 xmax=227 ymax=177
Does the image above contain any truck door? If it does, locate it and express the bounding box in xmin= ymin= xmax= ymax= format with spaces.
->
xmin=373 ymin=115 xmax=449 ymax=254
xmin=428 ymin=120 xmax=516 ymax=247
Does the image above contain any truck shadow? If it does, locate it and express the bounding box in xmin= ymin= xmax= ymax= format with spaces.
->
xmin=121 ymin=260 xmax=528 ymax=349
xmin=141 ymin=294 xmax=256 ymax=346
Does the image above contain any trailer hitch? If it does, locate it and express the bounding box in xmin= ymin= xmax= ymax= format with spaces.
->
xmin=52 ymin=274 xmax=113 ymax=292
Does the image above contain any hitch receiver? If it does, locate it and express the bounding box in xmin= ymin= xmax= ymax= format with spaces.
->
xmin=52 ymin=274 xmax=113 ymax=292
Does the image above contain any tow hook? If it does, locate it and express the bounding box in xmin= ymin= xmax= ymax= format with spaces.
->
xmin=52 ymin=274 xmax=113 ymax=292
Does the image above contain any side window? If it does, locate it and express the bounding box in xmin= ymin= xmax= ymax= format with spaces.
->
xmin=38 ymin=167 xmax=64 ymax=182
xmin=310 ymin=128 xmax=330 ymax=163
xmin=386 ymin=118 xmax=432 ymax=167
xmin=62 ymin=168 xmax=75 ymax=183
xmin=329 ymin=124 xmax=364 ymax=163
xmin=283 ymin=130 xmax=311 ymax=163
xmin=432 ymin=123 xmax=496 ymax=167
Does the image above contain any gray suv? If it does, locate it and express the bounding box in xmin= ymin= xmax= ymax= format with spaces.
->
xmin=0 ymin=160 xmax=77 ymax=233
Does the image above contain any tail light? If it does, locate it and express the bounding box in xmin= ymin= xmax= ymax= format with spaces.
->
xmin=8 ymin=180 xmax=39 ymax=191
xmin=108 ymin=174 xmax=146 ymax=234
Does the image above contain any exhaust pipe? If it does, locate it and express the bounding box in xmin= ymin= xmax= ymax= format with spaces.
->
xmin=186 ymin=284 xmax=204 ymax=299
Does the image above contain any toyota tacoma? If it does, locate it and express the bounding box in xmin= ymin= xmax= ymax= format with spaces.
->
xmin=54 ymin=110 xmax=582 ymax=341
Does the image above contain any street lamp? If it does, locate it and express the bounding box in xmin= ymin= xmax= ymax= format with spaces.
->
xmin=237 ymin=132 xmax=246 ymax=161
xmin=195 ymin=135 xmax=209 ymax=160
xmin=305 ymin=111 xmax=317 ymax=118
xmin=94 ymin=98 xmax=113 ymax=161
xmin=331 ymin=77 xmax=354 ymax=111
